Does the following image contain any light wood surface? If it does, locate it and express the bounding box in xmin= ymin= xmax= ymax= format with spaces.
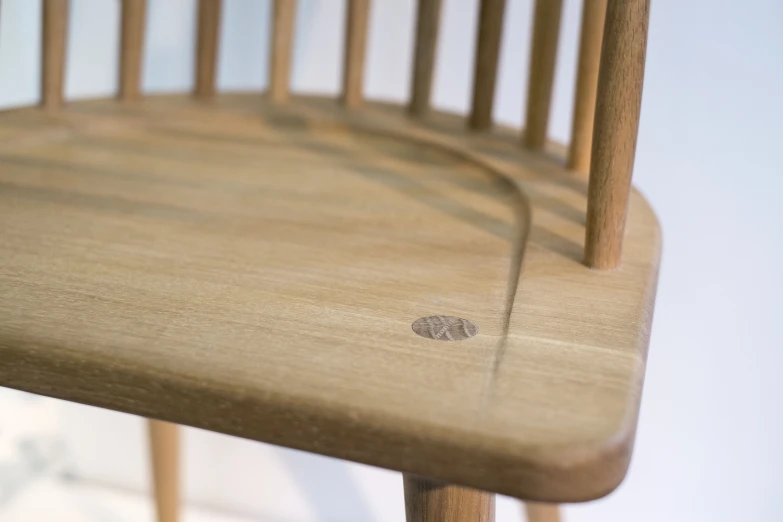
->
xmin=0 ymin=93 xmax=659 ymax=501
xmin=119 ymin=0 xmax=147 ymax=102
xmin=194 ymin=0 xmax=221 ymax=99
xmin=409 ymin=0 xmax=443 ymax=116
xmin=584 ymin=0 xmax=650 ymax=269
xmin=525 ymin=503 xmax=561 ymax=522
xmin=567 ymin=0 xmax=607 ymax=174
xmin=523 ymin=0 xmax=563 ymax=150
xmin=269 ymin=0 xmax=297 ymax=103
xmin=404 ymin=475 xmax=494 ymax=522
xmin=148 ymin=420 xmax=180 ymax=522
xmin=342 ymin=0 xmax=370 ymax=108
xmin=41 ymin=0 xmax=69 ymax=110
xmin=469 ymin=0 xmax=506 ymax=130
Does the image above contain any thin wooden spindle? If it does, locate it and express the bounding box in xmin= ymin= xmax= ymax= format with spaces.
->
xmin=584 ymin=0 xmax=650 ymax=270
xmin=403 ymin=475 xmax=494 ymax=522
xmin=148 ymin=420 xmax=180 ymax=522
xmin=41 ymin=0 xmax=69 ymax=110
xmin=408 ymin=0 xmax=443 ymax=117
xmin=194 ymin=0 xmax=222 ymax=98
xmin=341 ymin=0 xmax=370 ymax=108
xmin=468 ymin=0 xmax=506 ymax=130
xmin=567 ymin=0 xmax=608 ymax=173
xmin=119 ymin=0 xmax=147 ymax=102
xmin=525 ymin=503 xmax=561 ymax=522
xmin=269 ymin=0 xmax=297 ymax=103
xmin=523 ymin=0 xmax=563 ymax=149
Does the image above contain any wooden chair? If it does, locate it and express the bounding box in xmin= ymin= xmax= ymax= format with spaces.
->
xmin=0 ymin=0 xmax=658 ymax=521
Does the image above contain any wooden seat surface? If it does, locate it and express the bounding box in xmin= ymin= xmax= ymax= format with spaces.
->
xmin=0 ymin=94 xmax=659 ymax=502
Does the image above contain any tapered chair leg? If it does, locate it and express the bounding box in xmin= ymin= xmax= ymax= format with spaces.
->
xmin=525 ymin=502 xmax=561 ymax=522
xmin=404 ymin=474 xmax=494 ymax=522
xmin=148 ymin=419 xmax=180 ymax=522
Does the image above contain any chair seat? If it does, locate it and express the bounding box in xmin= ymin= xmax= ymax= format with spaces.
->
xmin=0 ymin=94 xmax=660 ymax=502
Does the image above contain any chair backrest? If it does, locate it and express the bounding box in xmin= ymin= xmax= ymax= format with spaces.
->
xmin=33 ymin=0 xmax=650 ymax=270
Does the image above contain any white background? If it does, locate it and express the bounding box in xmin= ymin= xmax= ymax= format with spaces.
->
xmin=1 ymin=0 xmax=782 ymax=521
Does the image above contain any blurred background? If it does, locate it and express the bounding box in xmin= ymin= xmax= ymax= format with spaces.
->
xmin=1 ymin=0 xmax=782 ymax=521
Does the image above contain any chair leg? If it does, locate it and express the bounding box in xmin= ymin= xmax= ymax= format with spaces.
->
xmin=148 ymin=419 xmax=180 ymax=522
xmin=525 ymin=502 xmax=561 ymax=522
xmin=403 ymin=474 xmax=494 ymax=522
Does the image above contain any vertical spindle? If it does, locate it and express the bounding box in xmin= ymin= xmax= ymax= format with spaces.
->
xmin=194 ymin=0 xmax=222 ymax=98
xmin=41 ymin=0 xmax=69 ymax=110
xmin=409 ymin=0 xmax=443 ymax=116
xmin=269 ymin=0 xmax=296 ymax=103
xmin=468 ymin=0 xmax=506 ymax=130
xmin=568 ymin=0 xmax=607 ymax=173
xmin=341 ymin=0 xmax=370 ymax=108
xmin=584 ymin=0 xmax=650 ymax=269
xmin=523 ymin=0 xmax=563 ymax=149
xmin=119 ymin=0 xmax=147 ymax=102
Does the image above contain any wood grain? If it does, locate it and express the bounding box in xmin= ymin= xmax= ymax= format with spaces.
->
xmin=119 ymin=0 xmax=147 ymax=102
xmin=584 ymin=0 xmax=650 ymax=269
xmin=567 ymin=0 xmax=607 ymax=174
xmin=409 ymin=0 xmax=443 ymax=116
xmin=342 ymin=0 xmax=370 ymax=108
xmin=525 ymin=503 xmax=561 ymax=522
xmin=41 ymin=0 xmax=69 ymax=110
xmin=468 ymin=0 xmax=506 ymax=130
xmin=148 ymin=420 xmax=180 ymax=522
xmin=194 ymin=0 xmax=221 ymax=98
xmin=269 ymin=0 xmax=297 ymax=103
xmin=404 ymin=475 xmax=494 ymax=522
xmin=0 ymin=93 xmax=659 ymax=502
xmin=523 ymin=0 xmax=563 ymax=149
